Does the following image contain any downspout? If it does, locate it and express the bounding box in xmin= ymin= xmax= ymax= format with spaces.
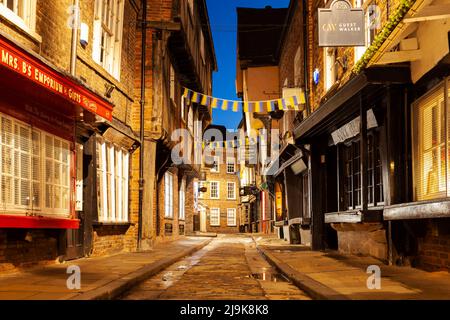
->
xmin=138 ymin=0 xmax=147 ymax=250
xmin=303 ymin=0 xmax=310 ymax=116
xmin=70 ymin=0 xmax=79 ymax=76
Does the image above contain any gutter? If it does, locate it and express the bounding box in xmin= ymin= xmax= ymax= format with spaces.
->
xmin=137 ymin=0 xmax=147 ymax=250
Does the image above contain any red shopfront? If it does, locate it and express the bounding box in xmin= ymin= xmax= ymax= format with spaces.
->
xmin=0 ymin=34 xmax=113 ymax=263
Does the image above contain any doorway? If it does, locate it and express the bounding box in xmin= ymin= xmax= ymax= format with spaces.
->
xmin=200 ymin=207 xmax=207 ymax=233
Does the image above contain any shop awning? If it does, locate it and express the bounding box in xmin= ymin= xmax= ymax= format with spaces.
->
xmin=0 ymin=215 xmax=79 ymax=229
xmin=0 ymin=34 xmax=113 ymax=122
xmin=294 ymin=66 xmax=411 ymax=141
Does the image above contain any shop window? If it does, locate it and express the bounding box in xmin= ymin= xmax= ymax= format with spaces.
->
xmin=0 ymin=113 xmax=71 ymax=216
xmin=92 ymin=0 xmax=124 ymax=79
xmin=227 ymin=208 xmax=236 ymax=226
xmin=96 ymin=137 xmax=129 ymax=223
xmin=0 ymin=0 xmax=38 ymax=38
xmin=164 ymin=172 xmax=174 ymax=218
xmin=179 ymin=177 xmax=186 ymax=220
xmin=210 ymin=181 xmax=219 ymax=199
xmin=210 ymin=208 xmax=220 ymax=226
xmin=413 ymin=83 xmax=448 ymax=201
xmin=341 ymin=132 xmax=384 ymax=210
xmin=227 ymin=182 xmax=236 ymax=200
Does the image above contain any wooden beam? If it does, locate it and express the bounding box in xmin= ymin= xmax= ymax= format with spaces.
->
xmin=144 ymin=20 xmax=181 ymax=31
xmin=384 ymin=200 xmax=450 ymax=220
xmin=374 ymin=50 xmax=422 ymax=65
xmin=360 ymin=93 xmax=368 ymax=212
xmin=404 ymin=4 xmax=450 ymax=23
xmin=385 ymin=22 xmax=418 ymax=52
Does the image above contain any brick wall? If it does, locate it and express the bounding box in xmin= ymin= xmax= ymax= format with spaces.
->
xmin=0 ymin=0 xmax=141 ymax=272
xmin=0 ymin=230 xmax=60 ymax=273
xmin=417 ymin=219 xmax=450 ymax=271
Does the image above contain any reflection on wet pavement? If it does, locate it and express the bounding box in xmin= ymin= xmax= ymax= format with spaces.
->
xmin=121 ymin=235 xmax=311 ymax=300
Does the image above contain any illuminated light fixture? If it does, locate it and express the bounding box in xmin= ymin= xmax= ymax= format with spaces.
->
xmin=313 ymin=68 xmax=320 ymax=85
xmin=291 ymin=157 xmax=308 ymax=175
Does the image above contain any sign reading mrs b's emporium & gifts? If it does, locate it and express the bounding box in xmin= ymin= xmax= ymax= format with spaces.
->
xmin=318 ymin=0 xmax=365 ymax=47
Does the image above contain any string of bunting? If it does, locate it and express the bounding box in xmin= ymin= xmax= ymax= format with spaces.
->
xmin=183 ymin=87 xmax=306 ymax=113
xmin=199 ymin=136 xmax=265 ymax=150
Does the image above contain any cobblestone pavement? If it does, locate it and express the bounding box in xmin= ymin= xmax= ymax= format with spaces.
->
xmin=121 ymin=235 xmax=311 ymax=300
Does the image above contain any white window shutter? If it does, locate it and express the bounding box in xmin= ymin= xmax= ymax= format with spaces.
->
xmin=75 ymin=143 xmax=83 ymax=211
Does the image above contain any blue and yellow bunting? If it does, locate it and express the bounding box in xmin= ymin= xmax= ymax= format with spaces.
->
xmin=183 ymin=87 xmax=305 ymax=113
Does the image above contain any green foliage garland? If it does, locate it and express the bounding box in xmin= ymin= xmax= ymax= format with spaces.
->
xmin=352 ymin=0 xmax=417 ymax=74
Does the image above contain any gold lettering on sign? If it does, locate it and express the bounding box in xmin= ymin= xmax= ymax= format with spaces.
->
xmin=322 ymin=23 xmax=336 ymax=32
xmin=1 ymin=49 xmax=18 ymax=69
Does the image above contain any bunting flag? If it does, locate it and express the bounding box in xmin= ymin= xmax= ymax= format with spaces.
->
xmin=183 ymin=87 xmax=306 ymax=113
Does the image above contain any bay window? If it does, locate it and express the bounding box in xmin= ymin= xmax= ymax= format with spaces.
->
xmin=96 ymin=136 xmax=129 ymax=223
xmin=0 ymin=113 xmax=71 ymax=217
xmin=413 ymin=81 xmax=449 ymax=201
xmin=93 ymin=0 xmax=125 ymax=79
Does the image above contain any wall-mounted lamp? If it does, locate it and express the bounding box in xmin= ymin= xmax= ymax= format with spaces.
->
xmin=336 ymin=55 xmax=348 ymax=72
xmin=105 ymin=83 xmax=116 ymax=98
xmin=313 ymin=68 xmax=320 ymax=85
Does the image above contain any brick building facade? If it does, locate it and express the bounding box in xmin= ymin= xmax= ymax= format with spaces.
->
xmin=134 ymin=0 xmax=216 ymax=246
xmin=197 ymin=146 xmax=240 ymax=234
xmin=0 ymin=0 xmax=142 ymax=272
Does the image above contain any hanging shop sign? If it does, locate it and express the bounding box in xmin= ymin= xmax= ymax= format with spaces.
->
xmin=318 ymin=0 xmax=365 ymax=47
xmin=0 ymin=36 xmax=113 ymax=121
xmin=331 ymin=109 xmax=378 ymax=145
xmin=183 ymin=88 xmax=306 ymax=113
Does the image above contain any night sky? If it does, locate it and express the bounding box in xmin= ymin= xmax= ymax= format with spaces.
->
xmin=206 ymin=0 xmax=290 ymax=130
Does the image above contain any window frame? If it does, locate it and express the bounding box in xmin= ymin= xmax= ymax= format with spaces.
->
xmin=92 ymin=0 xmax=125 ymax=79
xmin=340 ymin=130 xmax=384 ymax=210
xmin=211 ymin=156 xmax=220 ymax=173
xmin=227 ymin=181 xmax=236 ymax=200
xmin=164 ymin=171 xmax=174 ymax=218
xmin=0 ymin=113 xmax=72 ymax=218
xmin=179 ymin=177 xmax=186 ymax=220
xmin=210 ymin=181 xmax=219 ymax=199
xmin=226 ymin=158 xmax=236 ymax=174
xmin=0 ymin=0 xmax=40 ymax=42
xmin=210 ymin=208 xmax=220 ymax=226
xmin=227 ymin=208 xmax=236 ymax=226
xmin=96 ymin=136 xmax=130 ymax=223
xmin=412 ymin=80 xmax=449 ymax=201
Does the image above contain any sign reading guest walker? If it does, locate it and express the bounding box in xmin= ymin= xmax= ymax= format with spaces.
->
xmin=0 ymin=35 xmax=113 ymax=121
xmin=318 ymin=0 xmax=365 ymax=47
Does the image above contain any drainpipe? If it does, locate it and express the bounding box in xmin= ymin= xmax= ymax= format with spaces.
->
xmin=138 ymin=0 xmax=147 ymax=250
xmin=70 ymin=0 xmax=79 ymax=76
xmin=303 ymin=0 xmax=310 ymax=116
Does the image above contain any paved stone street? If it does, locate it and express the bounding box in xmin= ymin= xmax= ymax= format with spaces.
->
xmin=121 ymin=235 xmax=311 ymax=300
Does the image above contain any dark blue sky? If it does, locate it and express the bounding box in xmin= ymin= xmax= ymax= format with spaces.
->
xmin=206 ymin=0 xmax=290 ymax=130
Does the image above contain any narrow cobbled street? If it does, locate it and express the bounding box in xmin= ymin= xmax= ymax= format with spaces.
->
xmin=121 ymin=235 xmax=310 ymax=300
